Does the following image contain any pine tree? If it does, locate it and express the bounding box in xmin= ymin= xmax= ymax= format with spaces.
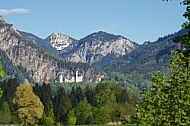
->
xmin=67 ymin=109 xmax=76 ymax=125
xmin=75 ymin=98 xmax=92 ymax=124
xmin=0 ymin=102 xmax=11 ymax=124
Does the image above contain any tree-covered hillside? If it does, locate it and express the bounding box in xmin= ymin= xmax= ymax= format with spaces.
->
xmin=93 ymin=29 xmax=186 ymax=93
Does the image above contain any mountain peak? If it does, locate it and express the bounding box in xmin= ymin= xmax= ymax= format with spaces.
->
xmin=0 ymin=15 xmax=6 ymax=25
xmin=64 ymin=31 xmax=138 ymax=63
xmin=0 ymin=15 xmax=3 ymax=21
xmin=45 ymin=32 xmax=77 ymax=51
xmin=51 ymin=32 xmax=66 ymax=36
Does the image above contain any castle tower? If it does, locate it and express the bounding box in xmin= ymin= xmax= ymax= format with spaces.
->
xmin=59 ymin=74 xmax=63 ymax=83
xmin=75 ymin=70 xmax=78 ymax=82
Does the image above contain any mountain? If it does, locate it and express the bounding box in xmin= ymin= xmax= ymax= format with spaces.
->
xmin=101 ymin=30 xmax=185 ymax=74
xmin=45 ymin=32 xmax=77 ymax=51
xmin=61 ymin=31 xmax=139 ymax=63
xmin=0 ymin=15 xmax=104 ymax=84
xmin=0 ymin=15 xmax=185 ymax=94
xmin=93 ymin=30 xmax=185 ymax=92
xmin=19 ymin=31 xmax=58 ymax=54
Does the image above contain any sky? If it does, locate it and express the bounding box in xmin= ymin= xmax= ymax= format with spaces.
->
xmin=0 ymin=0 xmax=186 ymax=44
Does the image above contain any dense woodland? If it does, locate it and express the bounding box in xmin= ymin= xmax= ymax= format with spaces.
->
xmin=0 ymin=78 xmax=138 ymax=125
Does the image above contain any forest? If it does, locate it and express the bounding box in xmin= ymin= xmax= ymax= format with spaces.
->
xmin=0 ymin=78 xmax=138 ymax=125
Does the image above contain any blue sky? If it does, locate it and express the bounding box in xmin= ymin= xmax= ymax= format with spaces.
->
xmin=0 ymin=0 xmax=186 ymax=44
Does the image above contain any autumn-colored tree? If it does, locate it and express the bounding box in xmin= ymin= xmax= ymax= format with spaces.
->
xmin=13 ymin=82 xmax=44 ymax=125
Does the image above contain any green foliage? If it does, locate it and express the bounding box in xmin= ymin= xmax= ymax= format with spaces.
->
xmin=67 ymin=109 xmax=76 ymax=125
xmin=13 ymin=82 xmax=44 ymax=125
xmin=93 ymin=30 xmax=181 ymax=95
xmin=75 ymin=98 xmax=92 ymax=124
xmin=0 ymin=57 xmax=6 ymax=78
xmin=136 ymin=1 xmax=190 ymax=125
xmin=41 ymin=114 xmax=54 ymax=125
xmin=54 ymin=87 xmax=72 ymax=124
xmin=0 ymin=102 xmax=11 ymax=124
xmin=95 ymin=81 xmax=116 ymax=107
xmin=41 ymin=101 xmax=55 ymax=125
xmin=136 ymin=72 xmax=167 ymax=125
xmin=0 ymin=78 xmax=138 ymax=125
xmin=0 ymin=88 xmax=2 ymax=98
xmin=0 ymin=78 xmax=19 ymax=104
xmin=0 ymin=57 xmax=5 ymax=99
xmin=92 ymin=106 xmax=112 ymax=124
xmin=46 ymin=101 xmax=55 ymax=119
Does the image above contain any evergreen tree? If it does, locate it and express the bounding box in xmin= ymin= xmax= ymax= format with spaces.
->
xmin=54 ymin=87 xmax=72 ymax=124
xmin=58 ymin=93 xmax=72 ymax=124
xmin=67 ymin=109 xmax=76 ymax=125
xmin=0 ymin=102 xmax=11 ymax=124
xmin=92 ymin=106 xmax=112 ymax=124
xmin=70 ymin=87 xmax=78 ymax=108
xmin=85 ymin=85 xmax=96 ymax=106
xmin=75 ymin=98 xmax=92 ymax=124
xmin=41 ymin=83 xmax=53 ymax=114
xmin=95 ymin=81 xmax=116 ymax=107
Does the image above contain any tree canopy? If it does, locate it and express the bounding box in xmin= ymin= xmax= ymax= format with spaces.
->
xmin=136 ymin=0 xmax=190 ymax=125
xmin=13 ymin=82 xmax=44 ymax=125
xmin=0 ymin=57 xmax=5 ymax=98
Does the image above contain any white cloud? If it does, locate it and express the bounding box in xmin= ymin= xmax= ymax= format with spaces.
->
xmin=0 ymin=8 xmax=31 ymax=15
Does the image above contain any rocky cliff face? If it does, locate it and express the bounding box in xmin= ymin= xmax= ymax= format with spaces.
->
xmin=0 ymin=16 xmax=57 ymax=83
xmin=62 ymin=31 xmax=139 ymax=63
xmin=0 ymin=16 xmax=104 ymax=84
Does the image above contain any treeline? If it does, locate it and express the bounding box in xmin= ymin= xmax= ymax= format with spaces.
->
xmin=0 ymin=78 xmax=138 ymax=125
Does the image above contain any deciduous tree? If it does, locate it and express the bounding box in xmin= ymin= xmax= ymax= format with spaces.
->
xmin=13 ymin=82 xmax=44 ymax=125
xmin=136 ymin=0 xmax=190 ymax=125
xmin=0 ymin=57 xmax=5 ymax=98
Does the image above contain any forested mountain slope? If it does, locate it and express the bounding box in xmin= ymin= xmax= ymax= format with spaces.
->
xmin=93 ymin=30 xmax=185 ymax=91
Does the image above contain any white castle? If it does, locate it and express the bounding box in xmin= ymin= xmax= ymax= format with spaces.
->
xmin=59 ymin=71 xmax=83 ymax=83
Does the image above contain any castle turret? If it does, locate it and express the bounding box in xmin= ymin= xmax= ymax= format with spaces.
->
xmin=75 ymin=70 xmax=78 ymax=82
